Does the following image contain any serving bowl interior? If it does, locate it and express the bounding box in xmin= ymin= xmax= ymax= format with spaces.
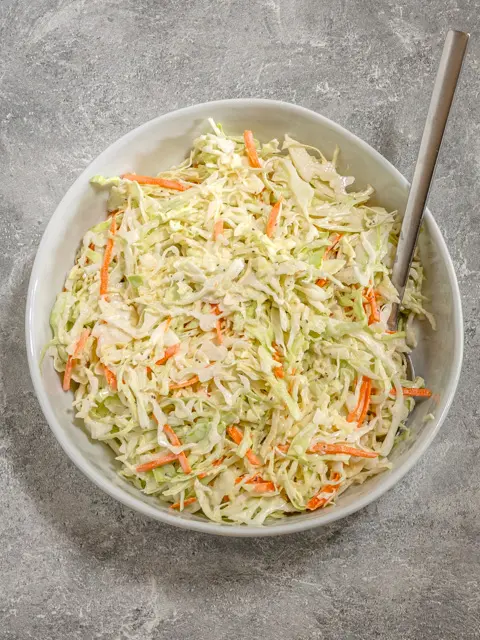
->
xmin=26 ymin=99 xmax=463 ymax=536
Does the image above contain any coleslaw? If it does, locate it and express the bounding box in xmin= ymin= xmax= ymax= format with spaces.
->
xmin=47 ymin=120 xmax=433 ymax=525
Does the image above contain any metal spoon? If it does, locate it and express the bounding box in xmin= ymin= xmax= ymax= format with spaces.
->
xmin=387 ymin=30 xmax=469 ymax=378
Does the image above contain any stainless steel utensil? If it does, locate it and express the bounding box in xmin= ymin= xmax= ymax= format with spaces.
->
xmin=387 ymin=30 xmax=469 ymax=377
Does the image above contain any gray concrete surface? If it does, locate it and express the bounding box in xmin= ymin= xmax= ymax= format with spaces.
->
xmin=1 ymin=1 xmax=479 ymax=638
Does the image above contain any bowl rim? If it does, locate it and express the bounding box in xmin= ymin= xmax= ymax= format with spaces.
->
xmin=25 ymin=98 xmax=464 ymax=537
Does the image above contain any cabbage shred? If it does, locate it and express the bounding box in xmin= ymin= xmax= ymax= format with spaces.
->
xmin=48 ymin=121 xmax=432 ymax=525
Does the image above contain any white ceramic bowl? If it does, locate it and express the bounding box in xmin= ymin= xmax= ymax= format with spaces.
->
xmin=26 ymin=99 xmax=463 ymax=536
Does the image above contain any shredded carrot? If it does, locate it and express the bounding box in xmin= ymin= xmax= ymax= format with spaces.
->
xmin=234 ymin=475 xmax=275 ymax=492
xmin=156 ymin=343 xmax=180 ymax=365
xmin=198 ymin=457 xmax=224 ymax=479
xmin=235 ymin=474 xmax=255 ymax=485
xmin=385 ymin=330 xmax=396 ymax=335
xmin=347 ymin=376 xmax=370 ymax=423
xmin=266 ymin=197 xmax=283 ymax=238
xmin=215 ymin=319 xmax=223 ymax=345
xmin=276 ymin=443 xmax=290 ymax=453
xmin=364 ymin=288 xmax=380 ymax=324
xmin=169 ymin=375 xmax=199 ymax=390
xmin=306 ymin=472 xmax=341 ymax=511
xmin=121 ymin=173 xmax=189 ymax=191
xmin=62 ymin=329 xmax=91 ymax=391
xmin=170 ymin=497 xmax=197 ymax=510
xmin=227 ymin=426 xmax=244 ymax=445
xmin=391 ymin=387 xmax=433 ymax=397
xmin=357 ymin=378 xmax=372 ymax=427
xmin=245 ymin=449 xmax=262 ymax=467
xmin=242 ymin=474 xmax=275 ymax=492
xmin=325 ymin=233 xmax=343 ymax=257
xmin=214 ymin=219 xmax=224 ymax=240
xmin=243 ymin=130 xmax=261 ymax=168
xmin=251 ymin=481 xmax=276 ymax=493
xmin=212 ymin=305 xmax=224 ymax=345
xmin=136 ymin=453 xmax=178 ymax=473
xmin=227 ymin=426 xmax=261 ymax=466
xmin=272 ymin=343 xmax=282 ymax=362
xmin=164 ymin=316 xmax=172 ymax=331
xmin=271 ymin=343 xmax=285 ymax=379
xmin=104 ymin=366 xmax=117 ymax=390
xmin=315 ymin=233 xmax=343 ymax=287
xmin=309 ymin=443 xmax=378 ymax=458
xmin=272 ymin=342 xmax=285 ymax=379
xmin=74 ymin=329 xmax=91 ymax=357
xmin=163 ymin=424 xmax=192 ymax=474
xmin=100 ymin=214 xmax=117 ymax=297
xmin=62 ymin=357 xmax=74 ymax=391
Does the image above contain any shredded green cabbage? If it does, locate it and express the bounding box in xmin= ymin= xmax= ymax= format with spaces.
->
xmin=47 ymin=120 xmax=433 ymax=525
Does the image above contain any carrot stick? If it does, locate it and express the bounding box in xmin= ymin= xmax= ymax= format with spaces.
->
xmin=227 ymin=425 xmax=261 ymax=466
xmin=272 ymin=343 xmax=282 ymax=362
xmin=243 ymin=130 xmax=261 ymax=168
xmin=62 ymin=329 xmax=91 ymax=391
xmin=136 ymin=453 xmax=178 ymax=473
xmin=156 ymin=343 xmax=180 ymax=365
xmin=234 ymin=475 xmax=275 ymax=492
xmin=266 ymin=197 xmax=283 ymax=238
xmin=62 ymin=357 xmax=75 ymax=392
xmin=198 ymin=457 xmax=224 ymax=479
xmin=169 ymin=375 xmax=199 ymax=390
xmin=272 ymin=343 xmax=284 ymax=378
xmin=104 ymin=366 xmax=117 ymax=390
xmin=364 ymin=288 xmax=380 ymax=324
xmin=170 ymin=496 xmax=197 ymax=510
xmin=347 ymin=376 xmax=370 ymax=422
xmin=235 ymin=474 xmax=258 ymax=485
xmin=121 ymin=173 xmax=189 ymax=191
xmin=315 ymin=233 xmax=343 ymax=287
xmin=214 ymin=219 xmax=224 ymax=240
xmin=357 ymin=378 xmax=372 ymax=427
xmin=163 ymin=424 xmax=192 ymax=474
xmin=306 ymin=472 xmax=341 ymax=511
xmin=309 ymin=443 xmax=378 ymax=458
xmin=324 ymin=233 xmax=342 ymax=257
xmin=74 ymin=329 xmax=90 ymax=357
xmin=100 ymin=214 xmax=117 ymax=297
xmin=391 ymin=387 xmax=433 ymax=397
xmin=215 ymin=319 xmax=223 ymax=345
xmin=250 ymin=481 xmax=276 ymax=493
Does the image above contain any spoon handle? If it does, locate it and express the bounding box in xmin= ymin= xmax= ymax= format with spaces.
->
xmin=388 ymin=30 xmax=469 ymax=330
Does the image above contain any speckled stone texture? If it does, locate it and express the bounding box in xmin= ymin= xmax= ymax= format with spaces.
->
xmin=1 ymin=1 xmax=479 ymax=638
